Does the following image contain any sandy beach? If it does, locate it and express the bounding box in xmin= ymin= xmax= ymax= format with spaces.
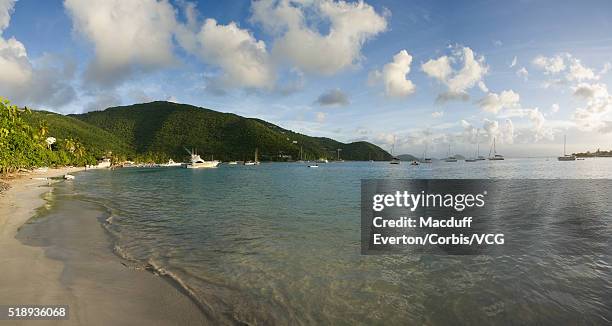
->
xmin=0 ymin=169 xmax=206 ymax=325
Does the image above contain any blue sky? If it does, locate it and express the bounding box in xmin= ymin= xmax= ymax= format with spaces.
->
xmin=1 ymin=0 xmax=612 ymax=157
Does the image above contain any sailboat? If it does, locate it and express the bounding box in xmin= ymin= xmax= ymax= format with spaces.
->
xmin=245 ymin=148 xmax=261 ymax=165
xmin=421 ymin=143 xmax=432 ymax=163
xmin=558 ymin=135 xmax=576 ymax=161
xmin=466 ymin=130 xmax=483 ymax=162
xmin=488 ymin=137 xmax=505 ymax=160
xmin=444 ymin=144 xmax=457 ymax=162
xmin=182 ymin=148 xmax=220 ymax=169
xmin=390 ymin=136 xmax=400 ymax=164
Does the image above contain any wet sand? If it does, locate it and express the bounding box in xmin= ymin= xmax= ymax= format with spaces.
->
xmin=0 ymin=169 xmax=206 ymax=325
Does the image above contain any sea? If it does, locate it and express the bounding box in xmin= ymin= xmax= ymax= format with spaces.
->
xmin=21 ymin=159 xmax=612 ymax=325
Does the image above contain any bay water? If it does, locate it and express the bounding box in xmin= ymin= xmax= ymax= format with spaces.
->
xmin=27 ymin=159 xmax=612 ymax=324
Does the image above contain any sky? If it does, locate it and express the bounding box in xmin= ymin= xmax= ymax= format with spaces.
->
xmin=1 ymin=0 xmax=612 ymax=157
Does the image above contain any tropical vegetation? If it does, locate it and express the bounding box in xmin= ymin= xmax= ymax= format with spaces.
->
xmin=73 ymin=101 xmax=391 ymax=162
xmin=1 ymin=98 xmax=391 ymax=174
xmin=0 ymin=97 xmax=97 ymax=174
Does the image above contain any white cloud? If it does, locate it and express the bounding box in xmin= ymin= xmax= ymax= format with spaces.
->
xmin=461 ymin=119 xmax=478 ymax=143
xmin=315 ymin=88 xmax=349 ymax=106
xmin=483 ymin=118 xmax=514 ymax=144
xmin=573 ymin=82 xmax=608 ymax=99
xmin=370 ymin=49 xmax=415 ymax=97
xmin=189 ymin=18 xmax=275 ymax=89
xmin=510 ymin=56 xmax=517 ymax=68
xmin=566 ymin=58 xmax=597 ymax=82
xmin=0 ymin=0 xmax=15 ymax=32
xmin=477 ymin=90 xmax=520 ymax=114
xmin=571 ymin=82 xmax=612 ymax=133
xmin=477 ymin=80 xmax=489 ymax=93
xmin=0 ymin=36 xmax=31 ymax=87
xmin=532 ymin=53 xmax=599 ymax=83
xmin=64 ymin=0 xmax=178 ymax=86
xmin=0 ymin=1 xmax=76 ymax=108
xmin=251 ymin=0 xmax=388 ymax=75
xmin=525 ymin=107 xmax=554 ymax=141
xmin=550 ymin=103 xmax=560 ymax=114
xmin=421 ymin=46 xmax=488 ymax=102
xmin=532 ymin=54 xmax=566 ymax=74
xmin=516 ymin=67 xmax=528 ymax=80
xmin=431 ymin=111 xmax=443 ymax=118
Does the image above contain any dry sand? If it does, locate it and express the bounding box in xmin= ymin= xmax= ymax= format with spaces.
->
xmin=0 ymin=168 xmax=207 ymax=325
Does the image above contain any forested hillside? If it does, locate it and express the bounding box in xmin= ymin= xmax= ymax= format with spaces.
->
xmin=72 ymin=101 xmax=391 ymax=162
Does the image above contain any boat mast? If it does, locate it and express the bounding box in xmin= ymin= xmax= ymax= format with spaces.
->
xmin=563 ymin=135 xmax=566 ymax=156
xmin=493 ymin=137 xmax=497 ymax=155
xmin=476 ymin=129 xmax=480 ymax=156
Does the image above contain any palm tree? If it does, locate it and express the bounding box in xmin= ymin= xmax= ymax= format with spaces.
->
xmin=39 ymin=121 xmax=49 ymax=137
xmin=64 ymin=138 xmax=76 ymax=153
xmin=74 ymin=141 xmax=85 ymax=160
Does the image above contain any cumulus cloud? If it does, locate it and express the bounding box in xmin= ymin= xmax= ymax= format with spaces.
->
xmin=421 ymin=46 xmax=488 ymax=102
xmin=477 ymin=90 xmax=520 ymax=114
xmin=187 ymin=18 xmax=275 ymax=90
xmin=532 ymin=54 xmax=566 ymax=74
xmin=483 ymin=118 xmax=514 ymax=144
xmin=0 ymin=1 xmax=76 ymax=108
xmin=64 ymin=0 xmax=178 ymax=86
xmin=525 ymin=107 xmax=554 ymax=141
xmin=0 ymin=0 xmax=15 ymax=31
xmin=315 ymin=88 xmax=349 ymax=107
xmin=369 ymin=49 xmax=416 ymax=97
xmin=571 ymin=82 xmax=612 ymax=133
xmin=532 ymin=53 xmax=599 ymax=83
xmin=251 ymin=0 xmax=388 ymax=75
xmin=566 ymin=58 xmax=597 ymax=82
xmin=573 ymin=82 xmax=608 ymax=99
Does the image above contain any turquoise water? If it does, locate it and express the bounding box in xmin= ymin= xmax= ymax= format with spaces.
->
xmin=64 ymin=159 xmax=611 ymax=324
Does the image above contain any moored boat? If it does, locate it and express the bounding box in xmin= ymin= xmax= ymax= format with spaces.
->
xmin=182 ymin=149 xmax=219 ymax=169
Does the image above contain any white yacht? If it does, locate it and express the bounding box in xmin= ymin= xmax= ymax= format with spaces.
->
xmin=182 ymin=149 xmax=219 ymax=169
xmin=558 ymin=135 xmax=576 ymax=161
xmin=161 ymin=159 xmax=182 ymax=167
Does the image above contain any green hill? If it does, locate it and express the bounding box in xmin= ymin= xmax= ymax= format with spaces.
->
xmin=24 ymin=110 xmax=134 ymax=158
xmin=68 ymin=101 xmax=391 ymax=162
xmin=397 ymin=154 xmax=420 ymax=161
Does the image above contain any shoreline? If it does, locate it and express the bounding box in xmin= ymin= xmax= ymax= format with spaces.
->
xmin=0 ymin=168 xmax=206 ymax=325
